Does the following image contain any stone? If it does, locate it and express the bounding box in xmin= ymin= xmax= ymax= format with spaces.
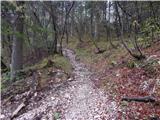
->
xmin=51 ymin=97 xmax=55 ymax=100
xmin=94 ymin=115 xmax=100 ymax=119
xmin=0 ymin=114 xmax=5 ymax=119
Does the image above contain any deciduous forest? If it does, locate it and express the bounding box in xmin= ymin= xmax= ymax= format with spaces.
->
xmin=1 ymin=1 xmax=160 ymax=120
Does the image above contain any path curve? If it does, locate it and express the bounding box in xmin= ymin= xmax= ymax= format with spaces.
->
xmin=15 ymin=49 xmax=117 ymax=120
xmin=63 ymin=49 xmax=117 ymax=120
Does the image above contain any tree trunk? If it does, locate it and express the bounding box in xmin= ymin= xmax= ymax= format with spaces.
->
xmin=43 ymin=2 xmax=58 ymax=54
xmin=89 ymin=3 xmax=101 ymax=52
xmin=11 ymin=1 xmax=24 ymax=80
xmin=108 ymin=1 xmax=116 ymax=49
xmin=90 ymin=3 xmax=94 ymax=38
xmin=116 ymin=1 xmax=145 ymax=60
xmin=94 ymin=15 xmax=98 ymax=40
xmin=52 ymin=21 xmax=58 ymax=54
xmin=59 ymin=2 xmax=75 ymax=55
xmin=1 ymin=57 xmax=8 ymax=73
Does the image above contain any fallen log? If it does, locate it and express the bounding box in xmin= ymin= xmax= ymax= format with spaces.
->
xmin=121 ymin=96 xmax=156 ymax=103
xmin=150 ymin=116 xmax=160 ymax=120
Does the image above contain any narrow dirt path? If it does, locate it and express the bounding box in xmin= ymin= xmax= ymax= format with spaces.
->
xmin=63 ymin=49 xmax=117 ymax=120
xmin=15 ymin=49 xmax=117 ymax=120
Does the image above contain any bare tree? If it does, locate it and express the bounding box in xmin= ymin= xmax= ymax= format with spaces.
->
xmin=115 ymin=1 xmax=145 ymax=60
xmin=59 ymin=2 xmax=75 ymax=55
xmin=106 ymin=1 xmax=117 ymax=48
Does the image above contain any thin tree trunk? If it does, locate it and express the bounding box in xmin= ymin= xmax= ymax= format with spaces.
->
xmin=116 ymin=2 xmax=145 ymax=60
xmin=59 ymin=2 xmax=75 ymax=55
xmin=43 ymin=2 xmax=58 ymax=54
xmin=89 ymin=3 xmax=101 ymax=52
xmin=50 ymin=5 xmax=58 ymax=54
xmin=52 ymin=18 xmax=58 ymax=54
xmin=108 ymin=1 xmax=116 ymax=49
xmin=133 ymin=22 xmax=144 ymax=58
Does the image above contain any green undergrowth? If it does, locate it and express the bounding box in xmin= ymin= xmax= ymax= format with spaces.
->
xmin=68 ymin=37 xmax=126 ymax=66
xmin=24 ymin=54 xmax=72 ymax=75
xmin=68 ymin=37 xmax=103 ymax=64
xmin=52 ymin=54 xmax=72 ymax=74
xmin=1 ymin=54 xmax=72 ymax=92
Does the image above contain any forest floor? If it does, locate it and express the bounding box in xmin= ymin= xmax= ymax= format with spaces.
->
xmin=1 ymin=39 xmax=160 ymax=120
xmin=1 ymin=48 xmax=117 ymax=120
xmin=68 ymin=39 xmax=160 ymax=119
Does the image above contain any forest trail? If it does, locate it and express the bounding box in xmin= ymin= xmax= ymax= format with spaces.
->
xmin=16 ymin=49 xmax=118 ymax=120
xmin=63 ymin=49 xmax=117 ymax=119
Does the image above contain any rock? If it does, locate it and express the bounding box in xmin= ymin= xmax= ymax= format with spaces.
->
xmin=55 ymin=71 xmax=68 ymax=81
xmin=68 ymin=77 xmax=72 ymax=81
xmin=34 ymin=92 xmax=37 ymax=97
xmin=94 ymin=115 xmax=100 ymax=119
xmin=111 ymin=61 xmax=117 ymax=66
xmin=51 ymin=97 xmax=55 ymax=100
xmin=115 ymin=70 xmax=120 ymax=77
xmin=64 ymin=93 xmax=70 ymax=99
xmin=0 ymin=114 xmax=5 ymax=119
xmin=95 ymin=108 xmax=99 ymax=112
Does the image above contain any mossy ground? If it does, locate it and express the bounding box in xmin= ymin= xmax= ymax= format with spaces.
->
xmin=67 ymin=36 xmax=127 ymax=70
xmin=1 ymin=54 xmax=72 ymax=94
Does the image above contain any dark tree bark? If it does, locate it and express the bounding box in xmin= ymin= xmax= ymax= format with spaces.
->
xmin=52 ymin=15 xmax=58 ymax=54
xmin=11 ymin=1 xmax=25 ymax=80
xmin=1 ymin=57 xmax=8 ymax=73
xmin=43 ymin=2 xmax=58 ymax=54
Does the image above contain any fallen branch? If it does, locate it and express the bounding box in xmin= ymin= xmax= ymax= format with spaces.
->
xmin=11 ymin=102 xmax=25 ymax=119
xmin=121 ymin=96 xmax=156 ymax=103
xmin=3 ymin=95 xmax=14 ymax=105
xmin=11 ymin=90 xmax=35 ymax=119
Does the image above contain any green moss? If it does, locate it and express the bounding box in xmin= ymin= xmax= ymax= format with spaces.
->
xmin=75 ymin=46 xmax=97 ymax=64
xmin=68 ymin=37 xmax=79 ymax=49
xmin=22 ymin=58 xmax=49 ymax=72
xmin=53 ymin=112 xmax=60 ymax=119
xmin=26 ymin=54 xmax=72 ymax=74
xmin=1 ymin=82 xmax=5 ymax=91
xmin=1 ymin=54 xmax=72 ymax=94
xmin=52 ymin=54 xmax=72 ymax=74
xmin=67 ymin=37 xmax=127 ymax=68
xmin=23 ymin=54 xmax=72 ymax=74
